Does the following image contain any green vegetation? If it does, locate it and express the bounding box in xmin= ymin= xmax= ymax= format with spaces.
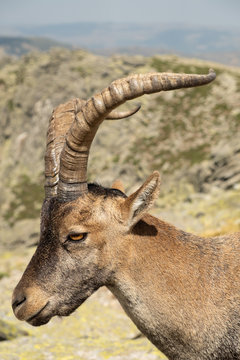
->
xmin=6 ymin=99 xmax=14 ymax=111
xmin=151 ymin=56 xmax=210 ymax=75
xmin=151 ymin=145 xmax=209 ymax=173
xmin=0 ymin=272 xmax=9 ymax=280
xmin=0 ymin=78 xmax=6 ymax=86
xmin=112 ymin=154 xmax=120 ymax=163
xmin=14 ymin=65 xmax=26 ymax=85
xmin=235 ymin=112 xmax=240 ymax=125
xmin=72 ymin=65 xmax=93 ymax=77
xmin=180 ymin=144 xmax=209 ymax=164
xmin=4 ymin=174 xmax=43 ymax=226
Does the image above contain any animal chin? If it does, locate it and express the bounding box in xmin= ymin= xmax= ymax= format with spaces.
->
xmin=27 ymin=314 xmax=51 ymax=326
xmin=58 ymin=297 xmax=87 ymax=317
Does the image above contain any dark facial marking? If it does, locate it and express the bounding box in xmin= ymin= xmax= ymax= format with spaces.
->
xmin=88 ymin=183 xmax=127 ymax=199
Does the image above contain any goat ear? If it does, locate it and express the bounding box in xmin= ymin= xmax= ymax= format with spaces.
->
xmin=111 ymin=179 xmax=125 ymax=193
xmin=121 ymin=171 xmax=160 ymax=228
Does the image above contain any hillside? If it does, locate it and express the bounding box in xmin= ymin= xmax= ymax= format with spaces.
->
xmin=0 ymin=48 xmax=240 ymax=251
xmin=0 ymin=36 xmax=72 ymax=57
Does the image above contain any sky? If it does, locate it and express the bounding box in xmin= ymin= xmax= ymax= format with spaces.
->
xmin=0 ymin=0 xmax=240 ymax=29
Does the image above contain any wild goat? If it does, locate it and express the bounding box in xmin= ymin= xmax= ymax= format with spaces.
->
xmin=12 ymin=70 xmax=240 ymax=360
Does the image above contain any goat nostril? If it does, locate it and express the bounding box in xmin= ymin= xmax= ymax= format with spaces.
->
xmin=12 ymin=296 xmax=26 ymax=311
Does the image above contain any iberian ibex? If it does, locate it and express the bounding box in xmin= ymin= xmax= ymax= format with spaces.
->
xmin=12 ymin=70 xmax=239 ymax=360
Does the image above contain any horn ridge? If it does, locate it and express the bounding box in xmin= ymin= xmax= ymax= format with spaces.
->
xmin=57 ymin=70 xmax=216 ymax=201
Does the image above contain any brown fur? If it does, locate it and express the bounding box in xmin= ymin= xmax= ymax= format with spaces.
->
xmin=111 ymin=179 xmax=125 ymax=193
xmin=12 ymin=177 xmax=240 ymax=359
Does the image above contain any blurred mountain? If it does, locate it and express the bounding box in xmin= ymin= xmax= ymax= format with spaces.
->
xmin=0 ymin=36 xmax=72 ymax=57
xmin=1 ymin=22 xmax=240 ymax=66
xmin=0 ymin=48 xmax=240 ymax=250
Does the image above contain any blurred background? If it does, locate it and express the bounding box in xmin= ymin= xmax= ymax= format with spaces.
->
xmin=1 ymin=0 xmax=240 ymax=65
xmin=0 ymin=1 xmax=240 ymax=359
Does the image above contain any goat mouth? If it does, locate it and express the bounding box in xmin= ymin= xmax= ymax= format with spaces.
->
xmin=27 ymin=302 xmax=50 ymax=326
xmin=27 ymin=296 xmax=87 ymax=326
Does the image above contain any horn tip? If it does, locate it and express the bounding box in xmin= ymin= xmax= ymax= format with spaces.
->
xmin=208 ymin=68 xmax=216 ymax=80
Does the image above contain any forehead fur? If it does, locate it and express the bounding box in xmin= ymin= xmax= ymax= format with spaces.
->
xmin=41 ymin=183 xmax=127 ymax=225
xmin=88 ymin=183 xmax=127 ymax=199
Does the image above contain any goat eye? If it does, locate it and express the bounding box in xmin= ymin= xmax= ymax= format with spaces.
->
xmin=67 ymin=233 xmax=87 ymax=242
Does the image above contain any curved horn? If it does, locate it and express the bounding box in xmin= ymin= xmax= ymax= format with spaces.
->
xmin=58 ymin=69 xmax=216 ymax=201
xmin=44 ymin=101 xmax=140 ymax=199
xmin=106 ymin=104 xmax=141 ymax=119
xmin=44 ymin=99 xmax=85 ymax=199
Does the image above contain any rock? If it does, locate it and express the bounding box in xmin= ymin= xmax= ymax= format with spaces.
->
xmin=0 ymin=319 xmax=28 ymax=341
xmin=189 ymin=139 xmax=240 ymax=192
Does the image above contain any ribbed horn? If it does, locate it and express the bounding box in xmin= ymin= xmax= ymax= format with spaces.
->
xmin=57 ymin=69 xmax=216 ymax=201
xmin=44 ymin=99 xmax=84 ymax=199
xmin=44 ymin=100 xmax=141 ymax=199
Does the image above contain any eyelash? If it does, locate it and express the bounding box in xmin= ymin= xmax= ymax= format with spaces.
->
xmin=66 ymin=233 xmax=88 ymax=243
